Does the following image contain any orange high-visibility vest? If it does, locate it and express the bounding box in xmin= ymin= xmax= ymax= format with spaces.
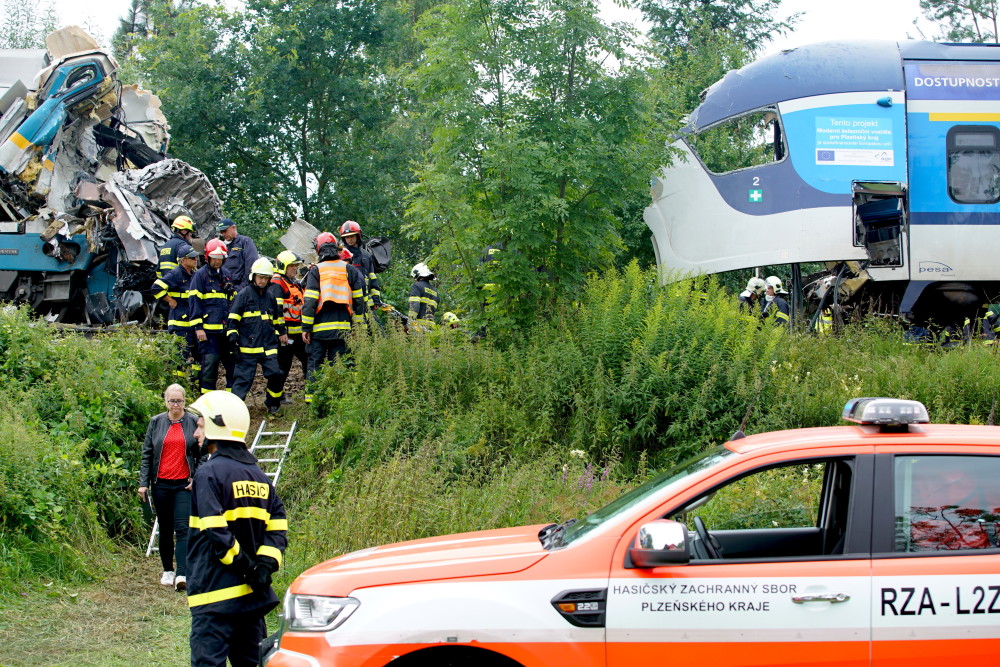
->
xmin=272 ymin=275 xmax=304 ymax=323
xmin=316 ymin=261 xmax=353 ymax=315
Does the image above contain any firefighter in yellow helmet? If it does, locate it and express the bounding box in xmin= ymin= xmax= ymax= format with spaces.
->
xmin=226 ymin=259 xmax=287 ymax=414
xmin=158 ymin=215 xmax=197 ymax=278
xmin=185 ymin=391 xmax=287 ymax=667
xmin=268 ymin=251 xmax=308 ymax=401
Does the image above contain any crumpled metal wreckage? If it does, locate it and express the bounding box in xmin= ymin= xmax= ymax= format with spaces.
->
xmin=0 ymin=26 xmax=222 ymax=324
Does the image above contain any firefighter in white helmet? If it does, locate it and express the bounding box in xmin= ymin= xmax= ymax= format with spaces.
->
xmin=186 ymin=391 xmax=287 ymax=667
xmin=737 ymin=276 xmax=767 ymax=322
xmin=226 ymin=258 xmax=288 ymax=414
xmin=407 ymin=262 xmax=439 ymax=332
xmin=761 ymin=275 xmax=791 ymax=327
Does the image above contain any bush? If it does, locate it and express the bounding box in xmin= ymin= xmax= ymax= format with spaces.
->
xmin=0 ymin=307 xmax=177 ymax=593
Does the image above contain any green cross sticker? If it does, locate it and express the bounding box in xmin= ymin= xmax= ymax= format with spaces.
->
xmin=749 ymin=188 xmax=763 ymax=203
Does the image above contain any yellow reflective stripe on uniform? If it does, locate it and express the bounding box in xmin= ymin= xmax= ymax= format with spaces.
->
xmin=202 ymin=323 xmax=224 ymax=330
xmin=266 ymin=518 xmax=288 ymax=531
xmin=257 ymin=545 xmax=283 ymax=565
xmin=168 ymin=319 xmax=193 ymax=328
xmin=267 ymin=387 xmax=283 ymax=398
xmin=223 ymin=505 xmax=271 ymax=522
xmin=301 ymin=315 xmax=314 ymax=325
xmin=194 ymin=291 xmax=228 ymax=300
xmin=408 ymin=296 xmax=421 ymax=303
xmin=304 ymin=289 xmax=319 ymax=299
xmin=188 ymin=584 xmax=253 ymax=608
xmin=160 ymin=261 xmax=178 ymax=271
xmin=775 ymin=311 xmax=790 ymax=322
xmin=287 ymin=325 xmax=303 ymax=334
xmin=221 ymin=539 xmax=240 ymax=565
xmin=229 ymin=312 xmax=242 ymax=321
xmin=314 ymin=321 xmax=351 ymax=331
xmin=352 ymin=289 xmax=363 ymax=298
xmin=190 ymin=514 xmax=229 ymax=530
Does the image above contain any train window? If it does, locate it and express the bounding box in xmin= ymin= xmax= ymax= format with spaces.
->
xmin=947 ymin=126 xmax=1000 ymax=204
xmin=686 ymin=108 xmax=785 ymax=175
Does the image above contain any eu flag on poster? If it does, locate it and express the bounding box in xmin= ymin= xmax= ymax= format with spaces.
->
xmin=817 ymin=150 xmax=835 ymax=161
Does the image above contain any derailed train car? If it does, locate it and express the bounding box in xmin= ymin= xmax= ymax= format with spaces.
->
xmin=645 ymin=40 xmax=1000 ymax=329
xmin=0 ymin=27 xmax=221 ymax=324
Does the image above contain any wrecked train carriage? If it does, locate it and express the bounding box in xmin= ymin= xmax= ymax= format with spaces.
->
xmin=645 ymin=40 xmax=1000 ymax=329
xmin=0 ymin=28 xmax=221 ymax=323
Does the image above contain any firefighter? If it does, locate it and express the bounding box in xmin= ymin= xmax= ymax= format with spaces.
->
xmin=300 ymin=233 xmax=366 ymax=404
xmin=217 ymin=218 xmax=260 ymax=291
xmin=407 ymin=263 xmax=439 ymax=332
xmin=153 ymin=242 xmax=201 ymax=381
xmin=269 ymin=251 xmax=308 ymax=400
xmin=185 ymin=391 xmax=287 ymax=667
xmin=158 ymin=215 xmax=196 ymax=278
xmin=227 ymin=259 xmax=288 ymax=414
xmin=339 ymin=220 xmax=383 ymax=311
xmin=761 ymin=275 xmax=790 ymax=327
xmin=737 ymin=277 xmax=766 ymax=318
xmin=442 ymin=311 xmax=461 ymax=329
xmin=189 ymin=239 xmax=235 ymax=394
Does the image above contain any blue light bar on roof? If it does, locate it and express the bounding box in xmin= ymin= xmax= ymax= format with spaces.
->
xmin=842 ymin=397 xmax=930 ymax=425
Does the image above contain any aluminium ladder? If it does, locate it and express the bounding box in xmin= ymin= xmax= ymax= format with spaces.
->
xmin=146 ymin=420 xmax=297 ymax=557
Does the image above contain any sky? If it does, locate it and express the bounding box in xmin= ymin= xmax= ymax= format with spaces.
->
xmin=57 ymin=0 xmax=931 ymax=53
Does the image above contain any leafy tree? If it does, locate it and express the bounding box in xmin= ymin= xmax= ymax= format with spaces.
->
xmin=0 ymin=0 xmax=58 ymax=49
xmin=406 ymin=0 xmax=652 ymax=333
xmin=639 ymin=0 xmax=797 ymax=55
xmin=117 ymin=0 xmax=426 ymax=255
xmin=918 ymin=0 xmax=1000 ymax=42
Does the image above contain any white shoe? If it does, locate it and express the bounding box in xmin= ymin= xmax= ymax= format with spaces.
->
xmin=174 ymin=575 xmax=187 ymax=592
xmin=160 ymin=571 xmax=175 ymax=586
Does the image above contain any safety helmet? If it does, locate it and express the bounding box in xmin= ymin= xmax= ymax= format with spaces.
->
xmin=275 ymin=250 xmax=302 ymax=274
xmin=316 ymin=232 xmax=337 ymax=251
xmin=205 ymin=238 xmax=228 ymax=259
xmin=251 ymin=258 xmax=275 ymax=278
xmin=339 ymin=220 xmax=362 ymax=238
xmin=443 ymin=312 xmax=460 ymax=325
xmin=172 ymin=215 xmax=195 ymax=232
xmin=411 ymin=262 xmax=434 ymax=280
xmin=746 ymin=277 xmax=766 ymax=295
xmin=766 ymin=275 xmax=787 ymax=294
xmin=187 ymin=391 xmax=250 ymax=444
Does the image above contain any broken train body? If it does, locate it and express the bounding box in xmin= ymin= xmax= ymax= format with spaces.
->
xmin=645 ymin=40 xmax=1000 ymax=328
xmin=0 ymin=27 xmax=221 ymax=323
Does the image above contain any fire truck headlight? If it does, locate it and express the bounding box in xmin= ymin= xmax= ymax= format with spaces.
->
xmin=285 ymin=594 xmax=360 ymax=632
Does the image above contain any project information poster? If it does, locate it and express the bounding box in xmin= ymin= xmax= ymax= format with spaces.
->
xmin=815 ymin=116 xmax=894 ymax=166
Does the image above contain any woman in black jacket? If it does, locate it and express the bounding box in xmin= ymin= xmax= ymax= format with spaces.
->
xmin=138 ymin=384 xmax=200 ymax=591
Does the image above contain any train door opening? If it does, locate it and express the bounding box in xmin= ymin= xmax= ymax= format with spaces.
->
xmin=853 ymin=181 xmax=905 ymax=267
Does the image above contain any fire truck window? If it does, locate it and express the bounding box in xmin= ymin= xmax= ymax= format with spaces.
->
xmin=947 ymin=126 xmax=1000 ymax=204
xmin=687 ymin=108 xmax=785 ymax=175
xmin=894 ymin=455 xmax=1000 ymax=552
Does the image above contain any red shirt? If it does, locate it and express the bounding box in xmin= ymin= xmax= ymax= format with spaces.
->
xmin=157 ymin=421 xmax=191 ymax=480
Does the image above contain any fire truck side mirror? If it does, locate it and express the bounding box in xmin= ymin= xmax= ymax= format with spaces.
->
xmin=629 ymin=519 xmax=690 ymax=567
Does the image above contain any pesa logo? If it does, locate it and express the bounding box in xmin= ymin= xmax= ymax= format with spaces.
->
xmin=918 ymin=261 xmax=954 ymax=274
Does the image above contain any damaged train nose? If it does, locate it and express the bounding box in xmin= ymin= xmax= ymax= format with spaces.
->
xmin=0 ymin=26 xmax=222 ymax=324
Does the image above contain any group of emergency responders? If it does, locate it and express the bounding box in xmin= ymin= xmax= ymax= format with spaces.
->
xmin=737 ymin=275 xmax=794 ymax=328
xmin=153 ymin=216 xmax=444 ymax=410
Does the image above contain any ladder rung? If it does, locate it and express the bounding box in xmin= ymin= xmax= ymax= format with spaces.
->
xmin=252 ymin=445 xmax=285 ymax=450
xmin=259 ymin=431 xmax=294 ymax=437
xmin=257 ymin=458 xmax=280 ymax=463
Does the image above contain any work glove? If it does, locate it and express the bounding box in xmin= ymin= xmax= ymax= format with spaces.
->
xmin=231 ymin=549 xmax=253 ymax=577
xmin=246 ymin=555 xmax=279 ymax=593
